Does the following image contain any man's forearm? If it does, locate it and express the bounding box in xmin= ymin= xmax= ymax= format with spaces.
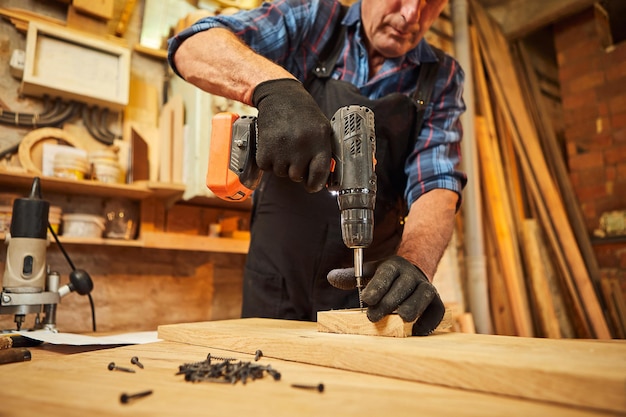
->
xmin=173 ymin=28 xmax=295 ymax=105
xmin=397 ymin=189 xmax=459 ymax=280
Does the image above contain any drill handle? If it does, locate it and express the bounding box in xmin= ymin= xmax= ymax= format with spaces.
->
xmin=327 ymin=105 xmax=377 ymax=201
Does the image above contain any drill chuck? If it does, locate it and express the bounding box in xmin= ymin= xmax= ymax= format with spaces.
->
xmin=339 ymin=207 xmax=374 ymax=249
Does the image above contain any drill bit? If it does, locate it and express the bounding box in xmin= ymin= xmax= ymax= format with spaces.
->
xmin=354 ymin=248 xmax=364 ymax=312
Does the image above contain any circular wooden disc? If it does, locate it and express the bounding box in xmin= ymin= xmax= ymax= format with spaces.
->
xmin=18 ymin=128 xmax=83 ymax=175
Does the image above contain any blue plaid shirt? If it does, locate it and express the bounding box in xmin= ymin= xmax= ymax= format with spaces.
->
xmin=168 ymin=0 xmax=466 ymax=207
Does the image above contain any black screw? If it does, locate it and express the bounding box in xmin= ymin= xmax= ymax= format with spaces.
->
xmin=120 ymin=389 xmax=153 ymax=404
xmin=108 ymin=362 xmax=136 ymax=373
xmin=130 ymin=356 xmax=144 ymax=369
xmin=291 ymin=383 xmax=324 ymax=393
xmin=254 ymin=349 xmax=263 ymax=361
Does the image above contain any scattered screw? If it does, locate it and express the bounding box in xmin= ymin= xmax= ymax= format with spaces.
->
xmin=130 ymin=356 xmax=144 ymax=369
xmin=254 ymin=349 xmax=263 ymax=361
xmin=108 ymin=362 xmax=136 ymax=373
xmin=291 ymin=383 xmax=324 ymax=393
xmin=206 ymin=353 xmax=237 ymax=363
xmin=120 ymin=389 xmax=153 ymax=404
xmin=177 ymin=353 xmax=280 ymax=384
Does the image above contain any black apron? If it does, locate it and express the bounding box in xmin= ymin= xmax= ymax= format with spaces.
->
xmin=241 ymin=21 xmax=440 ymax=321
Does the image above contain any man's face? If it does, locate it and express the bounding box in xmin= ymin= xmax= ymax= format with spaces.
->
xmin=361 ymin=0 xmax=448 ymax=58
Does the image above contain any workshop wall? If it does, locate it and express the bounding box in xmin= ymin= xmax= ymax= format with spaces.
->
xmin=0 ymin=0 xmax=247 ymax=333
xmin=554 ymin=7 xmax=626 ymax=294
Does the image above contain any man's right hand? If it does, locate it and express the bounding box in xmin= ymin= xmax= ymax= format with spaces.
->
xmin=252 ymin=78 xmax=332 ymax=193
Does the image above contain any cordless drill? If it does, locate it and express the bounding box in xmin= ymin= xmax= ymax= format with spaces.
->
xmin=326 ymin=106 xmax=376 ymax=309
xmin=207 ymin=105 xmax=376 ymax=308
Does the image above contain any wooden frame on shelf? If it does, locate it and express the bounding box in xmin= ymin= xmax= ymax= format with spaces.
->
xmin=21 ymin=22 xmax=131 ymax=110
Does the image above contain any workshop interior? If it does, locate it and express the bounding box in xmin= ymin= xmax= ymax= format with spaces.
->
xmin=0 ymin=0 xmax=625 ymax=414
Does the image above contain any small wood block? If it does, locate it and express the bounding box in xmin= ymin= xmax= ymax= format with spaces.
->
xmin=73 ymin=0 xmax=114 ymax=20
xmin=0 ymin=336 xmax=12 ymax=350
xmin=317 ymin=307 xmax=453 ymax=338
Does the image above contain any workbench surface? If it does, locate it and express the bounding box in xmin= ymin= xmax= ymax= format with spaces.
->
xmin=1 ymin=319 xmax=624 ymax=417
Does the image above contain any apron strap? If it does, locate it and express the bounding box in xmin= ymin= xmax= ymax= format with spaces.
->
xmin=412 ymin=47 xmax=444 ymax=132
xmin=309 ymin=6 xmax=348 ymax=81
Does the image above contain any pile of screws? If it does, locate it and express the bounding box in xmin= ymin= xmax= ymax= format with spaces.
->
xmin=177 ymin=353 xmax=281 ymax=384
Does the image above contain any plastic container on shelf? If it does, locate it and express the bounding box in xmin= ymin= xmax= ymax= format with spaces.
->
xmin=92 ymin=160 xmax=122 ymax=183
xmin=89 ymin=149 xmax=123 ymax=184
xmin=53 ymin=152 xmax=89 ymax=180
xmin=61 ymin=214 xmax=105 ymax=238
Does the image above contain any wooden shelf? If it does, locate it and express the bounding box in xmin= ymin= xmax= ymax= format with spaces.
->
xmin=140 ymin=231 xmax=249 ymax=254
xmin=0 ymin=170 xmax=163 ymax=200
xmin=1 ymin=232 xmax=249 ymax=254
xmin=0 ymin=170 xmax=250 ymax=211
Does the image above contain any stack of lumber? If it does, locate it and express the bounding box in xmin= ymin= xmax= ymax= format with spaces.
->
xmin=468 ymin=0 xmax=622 ymax=338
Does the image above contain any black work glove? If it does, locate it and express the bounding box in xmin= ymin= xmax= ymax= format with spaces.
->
xmin=327 ymin=255 xmax=445 ymax=336
xmin=252 ymin=78 xmax=332 ymax=193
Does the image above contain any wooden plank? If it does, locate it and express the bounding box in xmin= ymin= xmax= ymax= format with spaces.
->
xmin=485 ymin=226 xmax=517 ymax=336
xmin=471 ymin=27 xmax=533 ymax=337
xmin=0 ymin=7 xmax=65 ymax=33
xmin=158 ymin=95 xmax=185 ymax=184
xmin=158 ymin=319 xmax=626 ymax=413
xmin=317 ymin=308 xmax=454 ymax=338
xmin=0 ymin=340 xmax=613 ymax=417
xmin=475 ymin=113 xmax=532 ymax=336
xmin=600 ymin=277 xmax=626 ymax=338
xmin=470 ymin=1 xmax=611 ymax=339
xmin=521 ymin=219 xmax=562 ymax=338
xmin=66 ymin=5 xmax=108 ymax=36
xmin=73 ymin=0 xmax=115 ymax=20
xmin=170 ymin=95 xmax=185 ymax=184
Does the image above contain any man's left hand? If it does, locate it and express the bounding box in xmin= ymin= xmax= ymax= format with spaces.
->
xmin=327 ymin=255 xmax=445 ymax=336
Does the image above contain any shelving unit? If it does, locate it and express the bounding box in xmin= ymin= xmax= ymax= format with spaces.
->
xmin=0 ymin=231 xmax=249 ymax=254
xmin=0 ymin=169 xmax=250 ymax=254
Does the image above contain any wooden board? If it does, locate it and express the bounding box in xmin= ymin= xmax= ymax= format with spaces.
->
xmin=317 ymin=308 xmax=454 ymax=337
xmin=158 ymin=318 xmax=626 ymax=414
xmin=0 ymin=340 xmax=613 ymax=417
xmin=73 ymin=0 xmax=115 ymax=20
xmin=158 ymin=95 xmax=185 ymax=183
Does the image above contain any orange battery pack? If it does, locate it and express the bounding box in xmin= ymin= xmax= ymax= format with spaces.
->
xmin=207 ymin=112 xmax=260 ymax=202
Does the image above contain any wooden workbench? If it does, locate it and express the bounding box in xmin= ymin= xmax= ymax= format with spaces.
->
xmin=0 ymin=319 xmax=624 ymax=416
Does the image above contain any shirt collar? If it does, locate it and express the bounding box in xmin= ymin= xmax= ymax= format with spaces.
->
xmin=344 ymin=1 xmax=440 ymax=66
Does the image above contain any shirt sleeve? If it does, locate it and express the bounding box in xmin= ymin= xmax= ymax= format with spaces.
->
xmin=167 ymin=0 xmax=341 ymax=80
xmin=404 ymin=53 xmax=467 ymax=210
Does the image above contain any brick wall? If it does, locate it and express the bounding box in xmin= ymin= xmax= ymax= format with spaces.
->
xmin=554 ymin=8 xmax=626 ymax=293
